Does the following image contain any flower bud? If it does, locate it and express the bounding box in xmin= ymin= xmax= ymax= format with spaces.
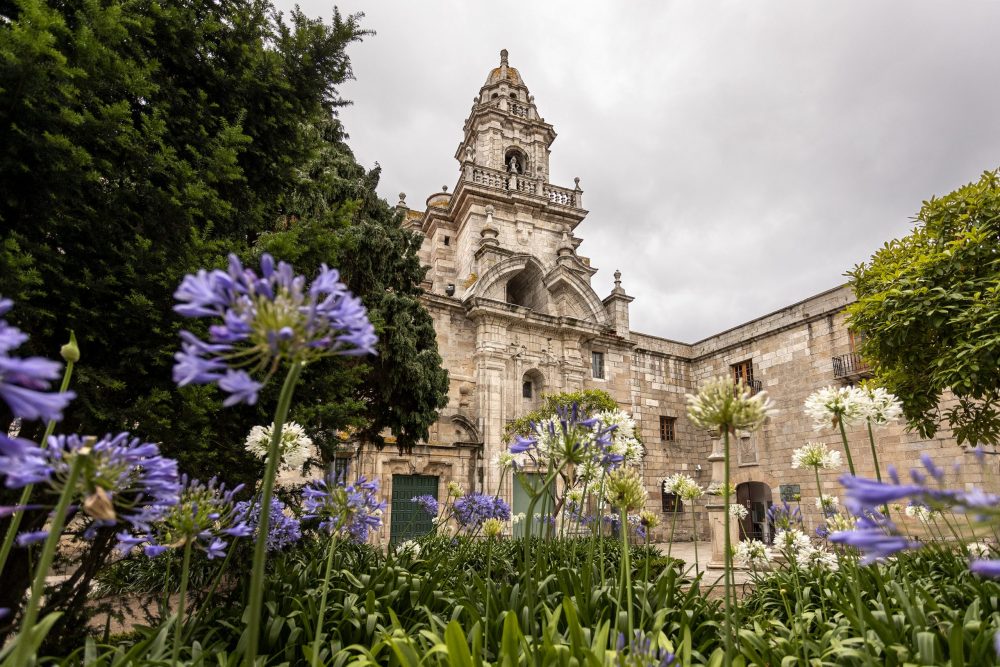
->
xmin=83 ymin=486 xmax=117 ymax=521
xmin=482 ymin=517 xmax=504 ymax=538
xmin=60 ymin=330 xmax=80 ymax=364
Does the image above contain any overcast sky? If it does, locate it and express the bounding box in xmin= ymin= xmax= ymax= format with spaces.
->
xmin=277 ymin=1 xmax=1000 ymax=342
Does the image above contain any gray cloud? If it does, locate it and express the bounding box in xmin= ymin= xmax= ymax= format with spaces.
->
xmin=276 ymin=0 xmax=1000 ymax=341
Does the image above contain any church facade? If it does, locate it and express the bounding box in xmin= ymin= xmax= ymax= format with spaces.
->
xmin=351 ymin=51 xmax=984 ymax=547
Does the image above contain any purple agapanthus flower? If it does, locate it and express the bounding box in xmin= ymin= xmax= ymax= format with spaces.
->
xmin=829 ymin=512 xmax=917 ymax=564
xmin=616 ymin=631 xmax=676 ymax=666
xmin=411 ymin=494 xmax=439 ymax=517
xmin=234 ymin=497 xmax=302 ymax=552
xmin=125 ymin=476 xmax=250 ymax=559
xmin=509 ymin=403 xmax=619 ymax=472
xmin=0 ymin=433 xmax=180 ymax=544
xmin=302 ymin=473 xmax=386 ymax=543
xmin=172 ymin=254 xmax=377 ymax=406
xmin=453 ymin=493 xmax=510 ymax=529
xmin=768 ymin=501 xmax=803 ymax=531
xmin=839 ymin=474 xmax=925 ymax=515
xmin=0 ymin=297 xmax=75 ymax=423
xmin=970 ymin=560 xmax=1000 ymax=578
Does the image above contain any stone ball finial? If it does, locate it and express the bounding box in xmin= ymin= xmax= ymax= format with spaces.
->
xmin=500 ymin=49 xmax=509 ymax=65
xmin=442 ymin=185 xmax=448 ymax=193
xmin=398 ymin=192 xmax=406 ymax=205
xmin=574 ymin=177 xmax=581 ymax=189
xmin=614 ymin=269 xmax=622 ymax=285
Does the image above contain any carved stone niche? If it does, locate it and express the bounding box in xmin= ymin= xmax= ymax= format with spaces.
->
xmin=736 ymin=429 xmax=759 ymax=466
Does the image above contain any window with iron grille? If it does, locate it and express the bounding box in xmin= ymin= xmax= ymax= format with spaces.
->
xmin=592 ymin=351 xmax=605 ymax=379
xmin=659 ymin=416 xmax=676 ymax=442
xmin=522 ymin=381 xmax=533 ymax=399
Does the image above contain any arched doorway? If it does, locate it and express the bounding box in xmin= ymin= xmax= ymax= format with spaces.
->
xmin=736 ymin=481 xmax=774 ymax=544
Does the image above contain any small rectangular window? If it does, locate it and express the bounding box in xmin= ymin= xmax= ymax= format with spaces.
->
xmin=333 ymin=457 xmax=350 ymax=482
xmin=443 ymin=235 xmax=450 ymax=246
xmin=659 ymin=416 xmax=676 ymax=442
xmin=522 ymin=381 xmax=533 ymax=399
xmin=661 ymin=492 xmax=683 ymax=513
xmin=592 ymin=351 xmax=605 ymax=379
xmin=731 ymin=359 xmax=754 ymax=386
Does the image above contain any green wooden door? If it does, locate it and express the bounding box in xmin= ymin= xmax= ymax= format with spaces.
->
xmin=512 ymin=473 xmax=552 ymax=539
xmin=390 ymin=475 xmax=439 ymax=545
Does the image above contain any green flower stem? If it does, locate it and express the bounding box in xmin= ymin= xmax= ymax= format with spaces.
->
xmin=619 ymin=506 xmax=633 ymax=640
xmin=722 ymin=427 xmax=734 ymax=667
xmin=690 ymin=503 xmax=699 ymax=574
xmin=484 ymin=536 xmax=493 ymax=659
xmin=865 ymin=421 xmax=882 ymax=482
xmin=667 ymin=501 xmax=679 ymax=561
xmin=245 ymin=359 xmax=303 ymax=667
xmin=311 ymin=532 xmax=338 ymax=667
xmin=171 ymin=539 xmax=194 ymax=667
xmin=161 ymin=553 xmax=173 ymax=623
xmin=640 ymin=528 xmax=650 ymax=631
xmin=597 ymin=476 xmax=608 ymax=588
xmin=837 ymin=416 xmax=857 ymax=476
xmin=8 ymin=444 xmax=88 ymax=667
xmin=186 ymin=538 xmax=240 ymax=642
xmin=866 ymin=420 xmax=891 ymax=518
xmin=0 ymin=357 xmax=76 ymax=579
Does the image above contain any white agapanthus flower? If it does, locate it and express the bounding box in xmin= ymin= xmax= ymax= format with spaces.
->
xmin=729 ymin=503 xmax=749 ymax=520
xmin=803 ymin=547 xmax=840 ymax=571
xmin=734 ymin=539 xmax=770 ymax=567
xmin=493 ymin=451 xmax=516 ymax=469
xmin=861 ymin=386 xmax=903 ymax=426
xmin=511 ymin=512 xmax=526 ymax=525
xmin=774 ymin=528 xmax=813 ymax=557
xmin=687 ymin=376 xmax=774 ymax=434
xmin=791 ymin=441 xmax=843 ymax=470
xmin=663 ymin=472 xmax=697 ymax=495
xmin=596 ymin=409 xmax=644 ymax=465
xmin=666 ymin=474 xmax=703 ymax=501
xmin=244 ymin=421 xmax=313 ymax=472
xmin=825 ymin=513 xmax=857 ymax=533
xmin=803 ymin=385 xmax=868 ymax=431
xmin=396 ymin=539 xmax=421 ymax=558
xmin=815 ymin=495 xmax=840 ymax=512
xmin=904 ymin=504 xmax=937 ymax=522
xmin=968 ymin=542 xmax=991 ymax=558
xmin=565 ymin=487 xmax=585 ymax=507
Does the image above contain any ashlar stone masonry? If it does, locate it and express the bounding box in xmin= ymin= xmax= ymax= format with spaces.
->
xmin=351 ymin=50 xmax=997 ymax=547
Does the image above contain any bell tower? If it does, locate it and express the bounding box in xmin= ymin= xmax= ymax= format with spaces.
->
xmin=456 ymin=49 xmax=555 ymax=181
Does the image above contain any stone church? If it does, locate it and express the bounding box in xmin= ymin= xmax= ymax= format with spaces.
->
xmin=351 ymin=50 xmax=983 ymax=549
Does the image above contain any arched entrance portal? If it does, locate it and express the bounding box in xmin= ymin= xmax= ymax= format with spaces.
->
xmin=736 ymin=482 xmax=774 ymax=544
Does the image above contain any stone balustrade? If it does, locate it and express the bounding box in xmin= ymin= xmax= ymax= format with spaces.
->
xmin=467 ymin=165 xmax=581 ymax=208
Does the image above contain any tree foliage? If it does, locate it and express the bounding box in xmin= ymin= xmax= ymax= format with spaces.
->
xmin=503 ymin=389 xmax=620 ymax=442
xmin=0 ymin=0 xmax=448 ymax=477
xmin=847 ymin=169 xmax=1000 ymax=445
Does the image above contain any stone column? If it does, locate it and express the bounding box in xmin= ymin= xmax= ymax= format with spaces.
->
xmin=707 ymin=433 xmax=739 ymax=569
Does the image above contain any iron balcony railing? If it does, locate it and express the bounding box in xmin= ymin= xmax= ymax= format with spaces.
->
xmin=832 ymin=352 xmax=871 ymax=380
xmin=733 ymin=379 xmax=763 ymax=396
